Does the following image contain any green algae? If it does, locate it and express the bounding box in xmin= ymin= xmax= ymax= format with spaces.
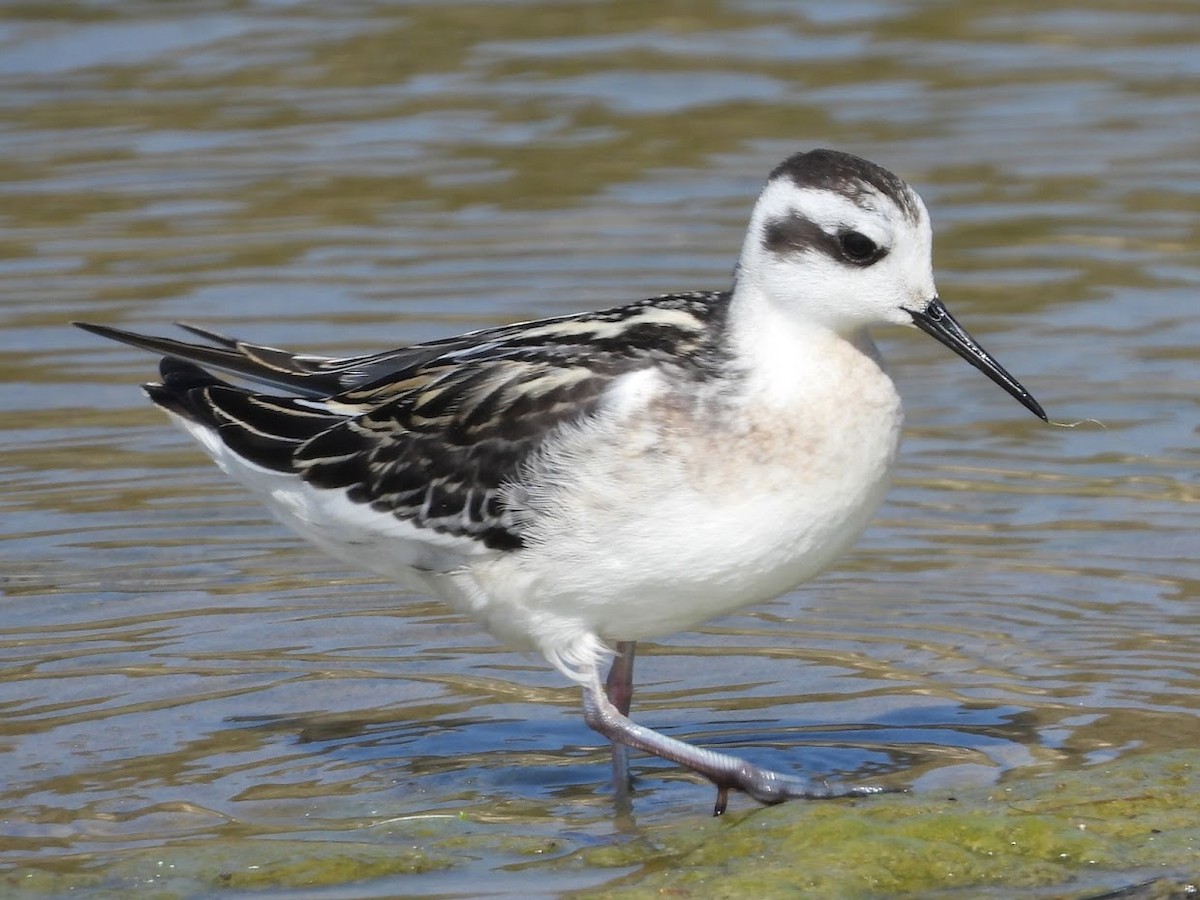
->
xmin=1 ymin=840 xmax=454 ymax=898
xmin=3 ymin=752 xmax=1197 ymax=897
xmin=570 ymin=751 xmax=1200 ymax=898
xmin=214 ymin=842 xmax=454 ymax=889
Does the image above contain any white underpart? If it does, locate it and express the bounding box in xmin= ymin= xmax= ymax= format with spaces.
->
xmin=168 ymin=413 xmax=496 ymax=583
xmin=474 ymin=176 xmax=928 ymax=678
xmin=452 ymin=338 xmax=903 ymax=682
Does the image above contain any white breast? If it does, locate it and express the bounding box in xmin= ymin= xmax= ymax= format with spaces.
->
xmin=455 ymin=329 xmax=904 ymax=660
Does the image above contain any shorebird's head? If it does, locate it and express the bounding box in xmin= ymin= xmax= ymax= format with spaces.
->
xmin=735 ymin=149 xmax=1045 ymax=420
xmin=737 ymin=148 xmax=934 ymax=335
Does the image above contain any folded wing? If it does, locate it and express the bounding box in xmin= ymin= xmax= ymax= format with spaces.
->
xmin=75 ymin=292 xmax=726 ymax=553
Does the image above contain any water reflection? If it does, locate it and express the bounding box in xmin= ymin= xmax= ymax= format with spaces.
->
xmin=1 ymin=0 xmax=1197 ymax=895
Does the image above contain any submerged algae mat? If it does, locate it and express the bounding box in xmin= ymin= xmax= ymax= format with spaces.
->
xmin=4 ymin=751 xmax=1197 ymax=898
xmin=578 ymin=750 xmax=1200 ymax=899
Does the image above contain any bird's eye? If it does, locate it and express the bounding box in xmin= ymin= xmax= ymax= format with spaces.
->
xmin=838 ymin=230 xmax=880 ymax=264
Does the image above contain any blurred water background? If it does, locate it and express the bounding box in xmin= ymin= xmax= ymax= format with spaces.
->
xmin=1 ymin=1 xmax=1197 ymax=896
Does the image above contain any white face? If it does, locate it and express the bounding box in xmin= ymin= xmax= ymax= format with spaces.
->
xmin=736 ymin=172 xmax=937 ymax=334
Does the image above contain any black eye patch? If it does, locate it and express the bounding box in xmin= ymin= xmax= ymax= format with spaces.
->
xmin=762 ymin=215 xmax=888 ymax=268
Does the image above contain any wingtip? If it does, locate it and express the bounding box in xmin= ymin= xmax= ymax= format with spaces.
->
xmin=73 ymin=320 xmax=150 ymax=346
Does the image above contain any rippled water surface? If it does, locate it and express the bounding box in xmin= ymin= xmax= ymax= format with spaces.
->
xmin=2 ymin=1 xmax=1198 ymax=896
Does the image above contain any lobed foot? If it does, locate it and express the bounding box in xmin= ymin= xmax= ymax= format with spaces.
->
xmin=711 ymin=763 xmax=886 ymax=815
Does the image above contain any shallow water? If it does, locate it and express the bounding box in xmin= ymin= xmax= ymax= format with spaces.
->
xmin=1 ymin=1 xmax=1197 ymax=896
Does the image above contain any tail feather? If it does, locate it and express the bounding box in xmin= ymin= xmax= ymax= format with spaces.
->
xmin=143 ymin=357 xmax=226 ymax=426
xmin=144 ymin=357 xmax=346 ymax=474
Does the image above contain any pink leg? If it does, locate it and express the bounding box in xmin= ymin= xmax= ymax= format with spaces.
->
xmin=582 ymin=657 xmax=881 ymax=815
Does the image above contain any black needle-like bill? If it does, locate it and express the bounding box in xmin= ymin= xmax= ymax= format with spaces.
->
xmin=909 ymin=298 xmax=1047 ymax=421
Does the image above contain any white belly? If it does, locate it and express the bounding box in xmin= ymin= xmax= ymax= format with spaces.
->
xmin=455 ymin=345 xmax=904 ymax=657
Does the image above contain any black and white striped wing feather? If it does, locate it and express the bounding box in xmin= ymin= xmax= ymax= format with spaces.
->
xmin=81 ymin=293 xmax=728 ymax=554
